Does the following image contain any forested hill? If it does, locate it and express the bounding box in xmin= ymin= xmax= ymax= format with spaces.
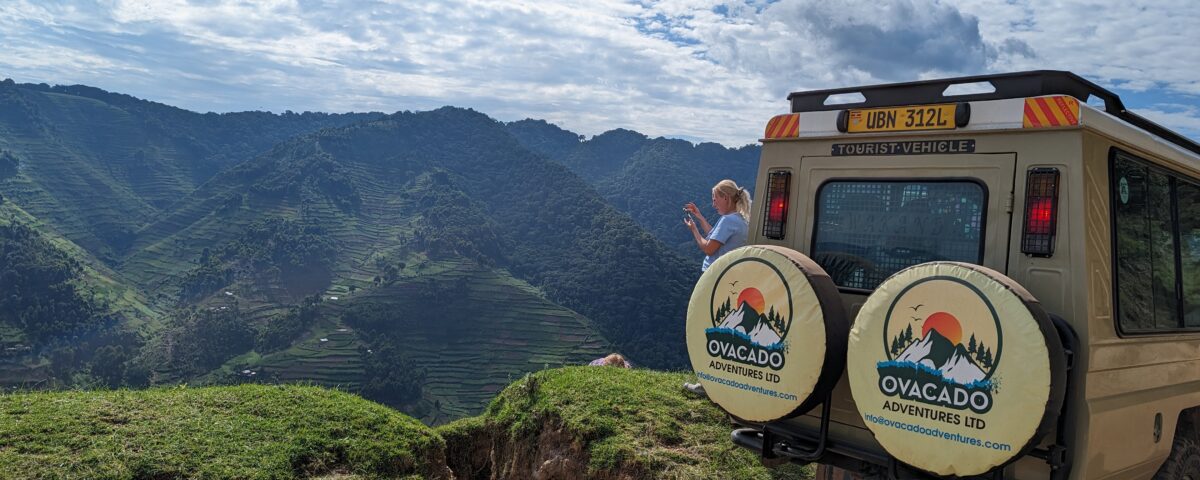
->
xmin=0 ymin=79 xmax=384 ymax=260
xmin=129 ymin=107 xmax=696 ymax=369
xmin=506 ymin=118 xmax=761 ymax=253
xmin=0 ymin=80 xmax=701 ymax=423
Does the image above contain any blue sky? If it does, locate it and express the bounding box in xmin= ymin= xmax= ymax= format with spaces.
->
xmin=1 ymin=0 xmax=1197 ymax=146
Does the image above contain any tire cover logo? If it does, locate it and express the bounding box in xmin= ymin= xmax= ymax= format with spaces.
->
xmin=847 ymin=262 xmax=1056 ymax=477
xmin=878 ymin=276 xmax=1000 ymax=414
xmin=704 ymin=257 xmax=792 ymax=371
xmin=687 ymin=246 xmax=832 ymax=422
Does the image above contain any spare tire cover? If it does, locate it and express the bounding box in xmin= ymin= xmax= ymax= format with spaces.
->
xmin=846 ymin=262 xmax=1067 ymax=477
xmin=686 ymin=245 xmax=848 ymax=422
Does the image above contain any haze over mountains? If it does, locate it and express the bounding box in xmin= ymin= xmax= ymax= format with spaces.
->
xmin=507 ymin=119 xmax=759 ymax=254
xmin=0 ymin=79 xmax=759 ymax=423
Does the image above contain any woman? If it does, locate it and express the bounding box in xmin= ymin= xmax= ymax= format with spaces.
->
xmin=588 ymin=353 xmax=631 ymax=368
xmin=683 ymin=179 xmax=750 ymax=395
xmin=684 ymin=179 xmax=751 ymax=272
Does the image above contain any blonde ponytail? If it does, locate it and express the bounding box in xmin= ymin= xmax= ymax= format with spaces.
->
xmin=736 ymin=186 xmax=752 ymax=221
xmin=713 ymin=179 xmax=751 ymax=222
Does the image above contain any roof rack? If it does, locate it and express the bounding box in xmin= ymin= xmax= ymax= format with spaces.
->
xmin=787 ymin=70 xmax=1200 ymax=156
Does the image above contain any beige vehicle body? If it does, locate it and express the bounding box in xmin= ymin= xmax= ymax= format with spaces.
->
xmin=738 ymin=72 xmax=1200 ymax=479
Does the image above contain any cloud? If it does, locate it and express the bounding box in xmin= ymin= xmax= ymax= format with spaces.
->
xmin=953 ymin=0 xmax=1200 ymax=96
xmin=767 ymin=1 xmax=995 ymax=79
xmin=1140 ymin=105 xmax=1200 ymax=145
xmin=0 ymin=0 xmax=1196 ymax=145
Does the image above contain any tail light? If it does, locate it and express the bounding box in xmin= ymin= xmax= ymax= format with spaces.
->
xmin=762 ymin=170 xmax=791 ymax=239
xmin=1021 ymin=168 xmax=1060 ymax=256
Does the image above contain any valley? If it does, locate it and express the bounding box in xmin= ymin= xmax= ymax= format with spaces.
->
xmin=0 ymin=80 xmax=756 ymax=422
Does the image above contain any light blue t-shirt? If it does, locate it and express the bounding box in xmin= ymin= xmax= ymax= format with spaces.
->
xmin=701 ymin=213 xmax=748 ymax=271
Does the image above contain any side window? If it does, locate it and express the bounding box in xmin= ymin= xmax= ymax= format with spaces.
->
xmin=812 ymin=180 xmax=985 ymax=290
xmin=1113 ymin=157 xmax=1154 ymax=330
xmin=1112 ymin=150 xmax=1200 ymax=332
xmin=1180 ymin=182 xmax=1200 ymax=327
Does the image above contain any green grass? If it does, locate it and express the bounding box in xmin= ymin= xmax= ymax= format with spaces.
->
xmin=0 ymin=384 xmax=448 ymax=479
xmin=0 ymin=368 xmax=811 ymax=479
xmin=442 ymin=367 xmax=814 ymax=480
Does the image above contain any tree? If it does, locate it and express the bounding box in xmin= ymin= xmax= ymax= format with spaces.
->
xmin=91 ymin=345 xmax=128 ymax=387
xmin=974 ymin=341 xmax=989 ymax=365
xmin=0 ymin=223 xmax=100 ymax=342
xmin=770 ymin=310 xmax=785 ymax=333
xmin=361 ymin=342 xmax=426 ymax=405
xmin=714 ymin=298 xmax=732 ymax=323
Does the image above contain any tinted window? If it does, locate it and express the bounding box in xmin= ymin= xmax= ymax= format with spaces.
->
xmin=1113 ymin=158 xmax=1157 ymax=330
xmin=1149 ymin=172 xmax=1179 ymax=328
xmin=812 ymin=181 xmax=985 ymax=290
xmin=1179 ymin=182 xmax=1200 ymax=327
xmin=1112 ymin=150 xmax=1196 ymax=332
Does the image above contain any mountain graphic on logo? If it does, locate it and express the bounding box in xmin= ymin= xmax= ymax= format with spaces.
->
xmin=717 ymin=302 xmax=782 ymax=347
xmin=895 ymin=328 xmax=986 ymax=385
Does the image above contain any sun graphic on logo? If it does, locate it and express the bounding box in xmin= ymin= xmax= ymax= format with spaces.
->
xmin=736 ymin=287 xmax=766 ymax=314
xmin=921 ymin=311 xmax=963 ymax=345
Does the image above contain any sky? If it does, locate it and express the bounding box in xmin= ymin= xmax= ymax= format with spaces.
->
xmin=1 ymin=0 xmax=1197 ymax=146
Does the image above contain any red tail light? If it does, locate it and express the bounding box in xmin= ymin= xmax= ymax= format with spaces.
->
xmin=1021 ymin=168 xmax=1060 ymax=256
xmin=763 ymin=171 xmax=791 ymax=239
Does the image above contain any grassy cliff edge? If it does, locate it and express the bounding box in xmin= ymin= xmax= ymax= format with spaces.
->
xmin=438 ymin=367 xmax=810 ymax=480
xmin=0 ymin=369 xmax=811 ymax=479
xmin=0 ymin=384 xmax=451 ymax=479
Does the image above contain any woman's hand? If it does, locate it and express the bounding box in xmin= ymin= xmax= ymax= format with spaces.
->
xmin=683 ymin=215 xmax=696 ymax=230
xmin=684 ymin=202 xmax=712 ymax=235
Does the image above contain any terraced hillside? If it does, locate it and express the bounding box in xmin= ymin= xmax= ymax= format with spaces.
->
xmin=127 ymin=107 xmax=696 ymax=371
xmin=507 ymin=119 xmax=760 ymax=253
xmin=218 ymin=259 xmax=609 ymax=424
xmin=0 ymin=200 xmax=158 ymax=387
xmin=0 ymin=201 xmax=159 ymax=327
xmin=0 ymin=81 xmax=700 ymax=423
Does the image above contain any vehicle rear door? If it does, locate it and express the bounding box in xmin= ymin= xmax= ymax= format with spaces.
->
xmin=794 ymin=152 xmax=1017 ymax=427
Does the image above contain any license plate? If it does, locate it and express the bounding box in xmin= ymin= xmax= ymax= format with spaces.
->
xmin=847 ymin=104 xmax=957 ymax=133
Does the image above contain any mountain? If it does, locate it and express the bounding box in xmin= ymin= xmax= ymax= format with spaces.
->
xmin=717 ymin=302 xmax=781 ymax=347
xmin=896 ymin=329 xmax=986 ymax=384
xmin=0 ymin=80 xmax=700 ymax=423
xmin=506 ymin=119 xmax=761 ymax=254
xmin=502 ymin=118 xmax=583 ymax=161
xmin=0 ymin=79 xmax=384 ymax=260
xmin=122 ymin=107 xmax=695 ymax=367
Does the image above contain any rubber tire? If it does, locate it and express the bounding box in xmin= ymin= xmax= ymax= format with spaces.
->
xmin=814 ymin=465 xmax=860 ymax=480
xmin=1155 ymin=424 xmax=1200 ymax=480
xmin=814 ymin=465 xmax=881 ymax=480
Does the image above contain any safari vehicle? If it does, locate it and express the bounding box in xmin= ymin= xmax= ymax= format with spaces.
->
xmin=684 ymin=71 xmax=1200 ymax=479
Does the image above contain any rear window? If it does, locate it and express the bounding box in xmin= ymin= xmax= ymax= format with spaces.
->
xmin=812 ymin=180 xmax=986 ymax=290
